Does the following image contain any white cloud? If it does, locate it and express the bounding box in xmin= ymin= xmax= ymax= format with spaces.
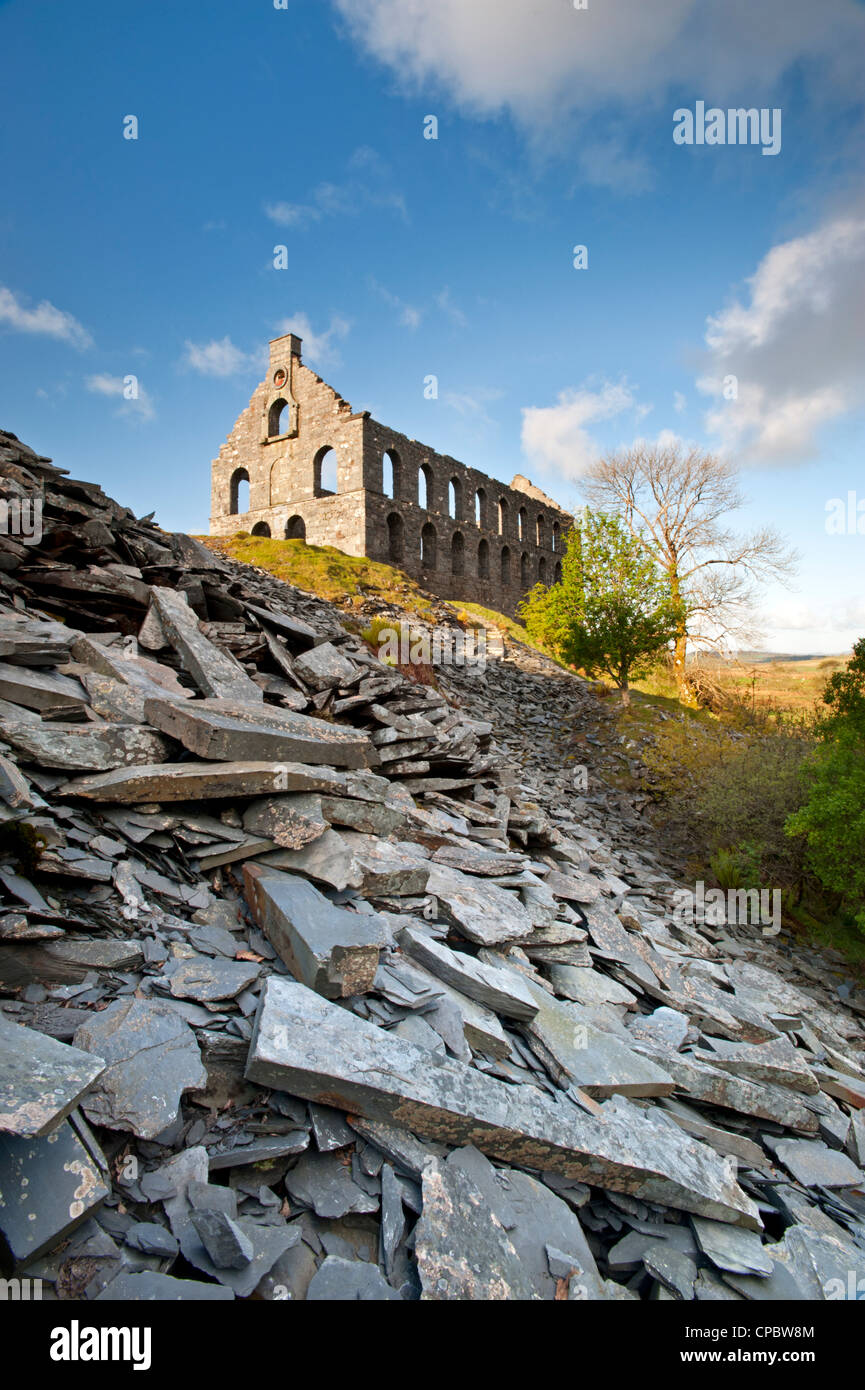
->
xmin=182 ymin=337 xmax=264 ymax=377
xmin=436 ymin=287 xmax=467 ymax=328
xmin=332 ymin=0 xmax=865 ymax=131
xmin=521 ymin=379 xmax=642 ymax=478
xmin=368 ymin=278 xmax=423 ymax=329
xmin=443 ymin=386 xmax=504 ymax=426
xmin=698 ymin=209 xmax=865 ymax=462
xmin=0 ymin=286 xmax=92 ymax=349
xmin=264 ymin=146 xmax=406 ymax=228
xmin=764 ymin=596 xmax=865 ymax=635
xmin=275 ymin=313 xmax=351 ymax=368
xmin=86 ymin=373 xmax=154 ymax=421
xmin=673 ymin=391 xmax=687 ymax=415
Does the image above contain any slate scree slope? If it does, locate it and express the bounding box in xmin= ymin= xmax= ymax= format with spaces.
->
xmin=0 ymin=426 xmax=863 ymax=1301
xmin=210 ymin=333 xmax=571 ymax=616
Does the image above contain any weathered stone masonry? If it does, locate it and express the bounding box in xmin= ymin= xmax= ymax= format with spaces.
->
xmin=210 ymin=333 xmax=572 ymax=615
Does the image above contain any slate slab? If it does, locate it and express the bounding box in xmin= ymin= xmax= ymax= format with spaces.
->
xmin=399 ymin=924 xmax=538 ymax=1021
xmin=772 ymin=1138 xmax=865 ymax=1189
xmin=244 ymin=865 xmax=390 ymax=999
xmin=73 ymin=998 xmax=207 ymax=1139
xmin=60 ymin=761 xmax=349 ymax=803
xmin=425 ymin=863 xmax=535 ymax=945
xmin=0 ymin=1015 xmax=105 ymax=1138
xmin=147 ymin=586 xmax=264 ymax=702
xmin=144 ymin=696 xmax=374 ymax=768
xmin=247 ymin=977 xmax=761 ymax=1227
xmin=306 ymin=1255 xmax=401 ymax=1300
xmin=1 ymin=721 xmax=171 ymax=772
xmin=0 ymin=1116 xmax=109 ymax=1267
xmin=163 ymin=955 xmax=260 ymax=1003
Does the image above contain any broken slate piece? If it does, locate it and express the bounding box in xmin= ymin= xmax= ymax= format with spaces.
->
xmin=398 ymin=925 xmax=538 ymax=1021
xmin=242 ymin=794 xmax=328 ymax=850
xmin=73 ymin=998 xmax=207 ymax=1139
xmin=144 ymin=696 xmax=373 ymax=768
xmin=292 ymin=642 xmax=358 ymax=691
xmin=1 ymin=721 xmax=171 ymax=772
xmin=424 ymin=863 xmax=535 ymax=946
xmin=285 ymin=1151 xmax=381 ymax=1219
xmin=247 ymin=978 xmax=761 ymax=1227
xmin=0 ymin=1116 xmax=109 ymax=1267
xmin=60 ymin=761 xmax=348 ymax=804
xmin=147 ymin=587 xmax=264 ymax=702
xmin=771 ymin=1138 xmax=864 ymax=1189
xmin=95 ymin=1271 xmax=234 ymax=1301
xmin=190 ymin=1209 xmax=254 ymax=1268
xmin=244 ymin=865 xmax=390 ymax=999
xmin=690 ymin=1216 xmax=773 ymax=1277
xmin=306 ymin=1256 xmax=401 ymax=1301
xmin=0 ymin=1015 xmax=105 ymax=1138
xmin=163 ymin=955 xmax=260 ymax=1003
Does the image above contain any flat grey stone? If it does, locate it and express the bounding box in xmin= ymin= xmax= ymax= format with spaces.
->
xmin=60 ymin=760 xmax=349 ymax=803
xmin=125 ymin=1222 xmax=180 ymax=1257
xmin=256 ymin=828 xmax=363 ymax=891
xmin=399 ymin=925 xmax=538 ymax=1020
xmin=772 ymin=1138 xmax=864 ymax=1188
xmin=644 ymin=1246 xmax=698 ymax=1300
xmin=243 ymin=794 xmax=328 ymax=849
xmin=147 ymin=587 xmax=264 ymax=702
xmin=145 ymin=695 xmax=373 ymax=768
xmin=425 ymin=863 xmax=536 ymax=945
xmin=0 ymin=1015 xmax=105 ymax=1137
xmin=292 ymin=642 xmax=358 ymax=691
xmin=546 ymin=964 xmax=637 ymax=1008
xmin=247 ymin=977 xmax=760 ymax=1227
xmin=285 ymin=1151 xmax=381 ymax=1219
xmin=691 ymin=1216 xmax=773 ymax=1276
xmin=244 ymin=865 xmax=389 ymax=998
xmin=190 ymin=1209 xmax=254 ymax=1268
xmin=0 ymin=660 xmax=88 ymax=713
xmin=163 ymin=955 xmax=260 ymax=1003
xmin=96 ymin=1271 xmax=234 ymax=1300
xmin=308 ymin=1103 xmax=355 ymax=1152
xmin=520 ymin=976 xmax=675 ymax=1099
xmin=73 ymin=998 xmax=206 ymax=1139
xmin=0 ymin=1117 xmax=109 ymax=1266
xmin=628 ymin=1007 xmax=690 ymax=1052
xmin=306 ymin=1255 xmax=401 ymax=1300
xmin=636 ymin=1049 xmax=819 ymax=1133
xmin=1 ymin=721 xmax=171 ymax=772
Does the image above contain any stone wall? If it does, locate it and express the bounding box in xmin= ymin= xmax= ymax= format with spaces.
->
xmin=210 ymin=334 xmax=572 ymax=614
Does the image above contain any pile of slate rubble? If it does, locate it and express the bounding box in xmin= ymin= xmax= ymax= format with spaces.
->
xmin=1 ymin=427 xmax=864 ymax=1302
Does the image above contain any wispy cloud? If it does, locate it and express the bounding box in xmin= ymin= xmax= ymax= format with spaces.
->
xmin=521 ymin=378 xmax=647 ymax=478
xmin=181 ymin=337 xmax=265 ymax=377
xmin=368 ymin=278 xmax=423 ymax=330
xmin=0 ymin=286 xmax=92 ymax=349
xmin=265 ymin=146 xmax=407 ymax=228
xmin=86 ymin=373 xmax=154 ymax=421
xmin=275 ymin=312 xmax=351 ymax=368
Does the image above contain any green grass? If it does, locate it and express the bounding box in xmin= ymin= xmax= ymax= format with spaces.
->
xmin=201 ymin=534 xmax=438 ymax=616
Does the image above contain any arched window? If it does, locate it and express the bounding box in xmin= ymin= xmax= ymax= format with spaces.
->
xmin=387 ymin=512 xmax=404 ymax=564
xmin=554 ymin=560 xmax=562 ymax=584
xmin=520 ymin=551 xmax=529 ymax=588
xmin=552 ymin=521 xmax=560 ymax=553
xmin=498 ymin=498 xmax=508 ymax=536
xmin=538 ymin=556 xmax=547 ymax=585
xmin=536 ymin=515 xmax=545 ymax=548
xmin=268 ymin=398 xmax=290 ymax=437
xmin=451 ymin=531 xmax=465 ymax=577
xmin=314 ymin=446 xmax=338 ymax=496
xmin=475 ymin=487 xmax=486 ymax=529
xmin=285 ymin=515 xmax=305 ymax=540
xmin=478 ymin=537 xmax=490 ymax=579
xmin=419 ymin=463 xmax=434 ymax=511
xmin=251 ymin=521 xmax=271 ymax=538
xmin=383 ymin=448 xmax=400 ymax=499
xmin=448 ymin=477 xmax=462 ymax=520
xmin=230 ymin=468 xmax=250 ymax=515
xmin=518 ymin=507 xmax=527 ymax=542
xmin=501 ymin=545 xmax=511 ymax=585
xmin=421 ymin=521 xmax=437 ymax=570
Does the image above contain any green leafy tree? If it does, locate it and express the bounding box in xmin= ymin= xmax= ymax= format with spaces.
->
xmin=787 ymin=638 xmax=865 ymax=932
xmin=520 ymin=509 xmax=682 ymax=706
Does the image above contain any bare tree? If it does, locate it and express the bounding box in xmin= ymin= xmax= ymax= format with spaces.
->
xmin=581 ymin=444 xmax=798 ymax=700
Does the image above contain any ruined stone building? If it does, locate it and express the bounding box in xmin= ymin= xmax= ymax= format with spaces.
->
xmin=210 ymin=333 xmax=572 ymax=615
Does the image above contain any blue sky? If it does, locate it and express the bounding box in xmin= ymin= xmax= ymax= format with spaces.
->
xmin=1 ymin=0 xmax=863 ymax=652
